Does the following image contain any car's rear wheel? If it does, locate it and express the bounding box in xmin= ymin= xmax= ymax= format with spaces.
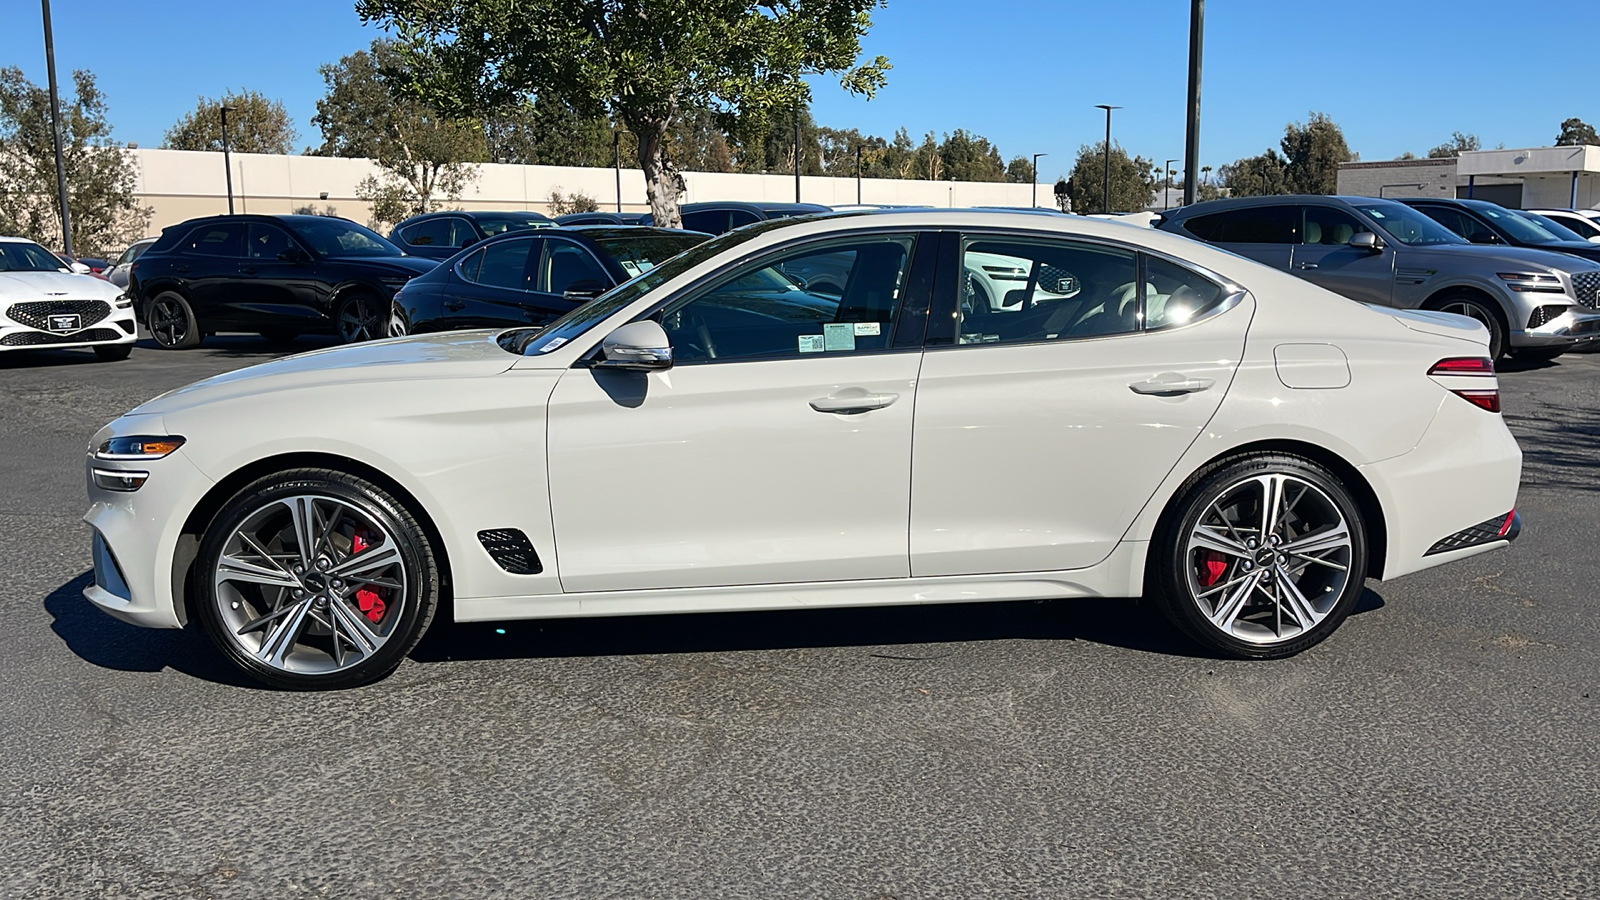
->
xmin=1151 ymin=453 xmax=1368 ymax=659
xmin=194 ymin=469 xmax=440 ymax=690
xmin=1431 ymin=293 xmax=1506 ymax=360
xmin=335 ymin=293 xmax=386 ymax=344
xmin=148 ymin=292 xmax=201 ymax=349
xmin=92 ymin=343 xmax=132 ymax=361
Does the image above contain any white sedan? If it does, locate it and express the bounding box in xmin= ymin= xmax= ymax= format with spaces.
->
xmin=2 ymin=237 xmax=137 ymax=360
xmin=84 ymin=211 xmax=1523 ymax=689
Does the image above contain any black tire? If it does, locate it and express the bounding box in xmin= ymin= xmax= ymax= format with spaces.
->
xmin=1149 ymin=452 xmax=1369 ymax=660
xmin=259 ymin=329 xmax=301 ymax=345
xmin=147 ymin=291 xmax=201 ymax=349
xmin=194 ymin=468 xmax=440 ymax=690
xmin=1508 ymin=346 xmax=1565 ymax=363
xmin=335 ymin=292 xmax=387 ymax=344
xmin=92 ymin=343 xmax=132 ymax=361
xmin=1429 ymin=293 xmax=1507 ymax=361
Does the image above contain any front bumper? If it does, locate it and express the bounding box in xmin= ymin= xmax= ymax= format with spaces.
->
xmin=1510 ymin=306 xmax=1600 ymax=348
xmin=0 ymin=301 xmax=137 ymax=351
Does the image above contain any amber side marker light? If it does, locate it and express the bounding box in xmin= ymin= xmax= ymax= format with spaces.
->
xmin=95 ymin=436 xmax=186 ymax=460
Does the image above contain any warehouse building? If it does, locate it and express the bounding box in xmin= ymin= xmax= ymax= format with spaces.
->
xmin=1336 ymin=145 xmax=1600 ymax=210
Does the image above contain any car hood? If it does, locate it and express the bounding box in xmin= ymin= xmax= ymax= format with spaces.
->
xmin=132 ymin=330 xmax=518 ymax=416
xmin=0 ymin=270 xmax=123 ymax=303
xmin=326 ymin=255 xmax=440 ymax=276
xmin=1418 ymin=243 xmax=1600 ymax=273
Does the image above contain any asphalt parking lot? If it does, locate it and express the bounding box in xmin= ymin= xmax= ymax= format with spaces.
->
xmin=2 ymin=335 xmax=1597 ymax=899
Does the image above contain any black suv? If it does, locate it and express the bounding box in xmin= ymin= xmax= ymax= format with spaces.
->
xmin=130 ymin=215 xmax=437 ymax=348
xmin=1395 ymin=198 xmax=1600 ymax=265
xmin=388 ymin=210 xmax=555 ymax=260
xmin=393 ymin=226 xmax=708 ymax=333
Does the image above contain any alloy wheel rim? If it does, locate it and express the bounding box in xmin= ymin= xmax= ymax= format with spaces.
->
xmin=151 ymin=299 xmax=187 ymax=346
xmin=338 ymin=296 xmax=382 ymax=342
xmin=1184 ymin=473 xmax=1353 ymax=645
xmin=213 ymin=494 xmax=407 ymax=674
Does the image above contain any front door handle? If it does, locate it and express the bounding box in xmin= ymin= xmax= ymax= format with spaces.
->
xmin=238 ymin=266 xmax=259 ymax=275
xmin=810 ymin=389 xmax=899 ymax=414
xmin=1295 ymin=262 xmax=1318 ymax=270
xmin=1129 ymin=373 xmax=1215 ymax=396
xmin=444 ymin=299 xmax=466 ymax=312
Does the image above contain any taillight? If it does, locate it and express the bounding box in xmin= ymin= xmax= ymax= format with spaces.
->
xmin=1430 ymin=357 xmax=1499 ymax=413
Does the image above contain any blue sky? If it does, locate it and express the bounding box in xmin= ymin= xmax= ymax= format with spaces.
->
xmin=10 ymin=0 xmax=1597 ymax=181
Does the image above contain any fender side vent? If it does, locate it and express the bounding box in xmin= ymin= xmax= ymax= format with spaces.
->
xmin=477 ymin=529 xmax=543 ymax=574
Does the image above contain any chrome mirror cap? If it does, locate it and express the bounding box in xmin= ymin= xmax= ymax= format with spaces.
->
xmin=597 ymin=320 xmax=673 ymax=370
xmin=1349 ymin=232 xmax=1383 ymax=252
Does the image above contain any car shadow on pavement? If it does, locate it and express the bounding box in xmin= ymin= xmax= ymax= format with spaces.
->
xmin=44 ymin=572 xmax=260 ymax=689
xmin=0 ymin=347 xmax=112 ymax=369
xmin=1503 ymin=400 xmax=1600 ymax=494
xmin=411 ymin=588 xmax=1388 ymax=665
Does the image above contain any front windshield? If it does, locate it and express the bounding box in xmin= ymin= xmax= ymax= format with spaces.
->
xmin=504 ymin=221 xmax=793 ymax=355
xmin=289 ymin=218 xmax=403 ymax=257
xmin=1350 ymin=201 xmax=1467 ymax=246
xmin=476 ymin=213 xmax=554 ymax=236
xmin=592 ymin=233 xmax=711 ymax=279
xmin=0 ymin=241 xmax=70 ymax=272
xmin=1499 ymin=208 xmax=1582 ymax=244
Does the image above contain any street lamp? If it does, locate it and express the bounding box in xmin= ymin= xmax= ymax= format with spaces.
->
xmin=613 ymin=130 xmax=624 ymax=213
xmin=1183 ymin=0 xmax=1205 ymax=206
xmin=1164 ymin=157 xmax=1179 ymax=211
xmin=855 ymin=145 xmax=863 ymax=205
xmin=1032 ymin=153 xmax=1048 ymax=208
xmin=219 ymin=105 xmax=237 ymax=214
xmin=1095 ymin=104 xmax=1121 ymax=214
xmin=40 ymin=0 xmax=73 ymax=256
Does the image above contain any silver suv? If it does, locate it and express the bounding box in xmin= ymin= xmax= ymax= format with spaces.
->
xmin=1158 ymin=195 xmax=1600 ymax=361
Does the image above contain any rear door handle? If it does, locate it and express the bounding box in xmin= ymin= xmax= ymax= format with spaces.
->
xmin=444 ymin=299 xmax=466 ymax=311
xmin=810 ymin=389 xmax=899 ymax=414
xmin=1129 ymin=373 xmax=1215 ymax=396
xmin=1295 ymin=262 xmax=1318 ymax=270
xmin=238 ymin=266 xmax=259 ymax=275
xmin=174 ymin=266 xmax=191 ymax=274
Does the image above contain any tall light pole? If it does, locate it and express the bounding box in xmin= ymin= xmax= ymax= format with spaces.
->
xmin=219 ymin=105 xmax=236 ymax=214
xmin=1164 ymin=157 xmax=1179 ymax=211
xmin=1032 ymin=153 xmax=1048 ymax=208
xmin=793 ymin=102 xmax=802 ymax=203
xmin=1095 ymin=105 xmax=1120 ymax=214
xmin=855 ymin=145 xmax=863 ymax=204
xmin=1183 ymin=0 xmax=1204 ymax=206
xmin=614 ymin=131 xmax=623 ymax=212
xmin=41 ymin=0 xmax=73 ymax=256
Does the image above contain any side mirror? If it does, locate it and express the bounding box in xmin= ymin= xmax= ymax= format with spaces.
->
xmin=562 ymin=279 xmax=608 ymax=301
xmin=597 ymin=320 xmax=673 ymax=370
xmin=1349 ymin=232 xmax=1384 ymax=252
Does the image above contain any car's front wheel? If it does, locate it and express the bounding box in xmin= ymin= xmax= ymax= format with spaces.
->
xmin=335 ymin=293 xmax=387 ymax=344
xmin=194 ymin=469 xmax=440 ymax=690
xmin=1151 ymin=453 xmax=1368 ymax=659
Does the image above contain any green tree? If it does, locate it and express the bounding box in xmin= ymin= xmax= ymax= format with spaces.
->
xmin=486 ymin=95 xmax=614 ymax=167
xmin=938 ymin=129 xmax=1004 ymax=182
xmin=1005 ymin=155 xmax=1034 ymax=184
xmin=356 ymin=0 xmax=891 ymax=229
xmin=0 ymin=67 xmax=150 ymax=256
xmin=1220 ymin=149 xmax=1289 ymax=197
xmin=163 ymin=89 xmax=298 ymax=154
xmin=1427 ymin=131 xmax=1480 ymax=159
xmin=1279 ymin=112 xmax=1352 ymax=194
xmin=311 ymin=40 xmax=486 ymax=229
xmin=1067 ymin=141 xmax=1156 ymax=213
xmin=1556 ymin=117 xmax=1599 ymax=147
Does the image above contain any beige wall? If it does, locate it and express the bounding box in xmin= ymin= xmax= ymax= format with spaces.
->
xmin=128 ymin=148 xmax=1051 ymax=238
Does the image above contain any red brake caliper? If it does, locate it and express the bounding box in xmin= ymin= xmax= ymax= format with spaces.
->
xmin=1196 ymin=550 xmax=1228 ymax=588
xmin=351 ymin=528 xmax=387 ymax=623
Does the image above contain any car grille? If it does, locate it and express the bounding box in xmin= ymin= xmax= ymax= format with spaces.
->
xmin=1528 ymin=305 xmax=1566 ymax=329
xmin=5 ymin=299 xmax=111 ymax=330
xmin=1572 ymin=271 xmax=1600 ymax=309
xmin=0 ymin=328 xmax=123 ymax=346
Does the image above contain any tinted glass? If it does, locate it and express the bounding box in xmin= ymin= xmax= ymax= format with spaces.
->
xmin=400 ymin=218 xmax=452 ymax=247
xmin=246 ymin=223 xmax=295 ymax=259
xmin=475 ymin=213 xmax=554 ymax=235
xmin=1349 ymin=201 xmax=1465 ymax=245
xmin=660 ymin=235 xmax=916 ymax=363
xmin=1300 ymin=207 xmax=1373 ymax=245
xmin=728 ymin=209 xmax=762 ymax=228
xmin=1542 ymin=213 xmax=1600 ymax=239
xmin=1144 ymin=256 xmax=1228 ymax=330
xmin=682 ymin=210 xmax=730 ymax=234
xmin=183 ymin=224 xmax=247 ymax=257
xmin=464 ymin=237 xmax=535 ymax=290
xmin=591 ymin=233 xmax=710 ymax=280
xmin=1183 ymin=206 xmax=1297 ymax=243
xmin=1415 ymin=206 xmax=1495 ymax=243
xmin=958 ymin=237 xmax=1139 ymax=345
xmin=290 ymin=219 xmax=403 ymax=257
xmin=0 ymin=241 xmax=68 ymax=272
xmin=1488 ymin=207 xmax=1574 ymax=244
xmin=540 ymin=241 xmax=609 ymax=294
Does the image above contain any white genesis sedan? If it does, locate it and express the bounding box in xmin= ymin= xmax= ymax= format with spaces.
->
xmin=2 ymin=237 xmax=137 ymax=360
xmin=84 ymin=211 xmax=1523 ymax=689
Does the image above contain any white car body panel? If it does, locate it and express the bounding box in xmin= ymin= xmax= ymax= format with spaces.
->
xmin=82 ymin=212 xmax=1523 ymax=632
xmin=0 ymin=256 xmax=136 ymax=352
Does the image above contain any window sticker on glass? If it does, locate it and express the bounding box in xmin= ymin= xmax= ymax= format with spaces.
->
xmin=823 ymin=322 xmax=856 ymax=351
xmin=798 ymin=335 xmax=825 ymax=353
xmin=853 ymin=322 xmax=881 ymax=336
xmin=538 ymin=337 xmax=569 ymax=353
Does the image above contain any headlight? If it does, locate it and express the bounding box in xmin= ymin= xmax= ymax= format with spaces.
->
xmin=1497 ymin=272 xmax=1566 ymax=293
xmin=95 ymin=436 xmax=186 ymax=460
xmin=114 ymin=292 xmax=133 ymax=308
xmin=92 ymin=469 xmax=149 ymax=492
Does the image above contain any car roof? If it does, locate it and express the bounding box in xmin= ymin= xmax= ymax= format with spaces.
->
xmin=0 ymin=235 xmax=43 ymax=244
xmin=1163 ymin=194 xmax=1374 ymax=218
xmin=554 ymin=225 xmax=709 ymax=239
xmin=679 ymin=201 xmax=832 ymax=215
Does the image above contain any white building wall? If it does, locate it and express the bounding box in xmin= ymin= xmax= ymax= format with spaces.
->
xmin=128 ymin=148 xmax=1051 ymax=237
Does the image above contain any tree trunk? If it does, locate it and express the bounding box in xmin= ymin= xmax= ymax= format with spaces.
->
xmin=631 ymin=118 xmax=682 ymax=230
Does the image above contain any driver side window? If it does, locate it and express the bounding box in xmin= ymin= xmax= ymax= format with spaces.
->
xmin=659 ymin=234 xmax=916 ymax=363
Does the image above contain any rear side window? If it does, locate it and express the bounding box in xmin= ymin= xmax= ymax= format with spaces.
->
xmin=459 ymin=237 xmax=536 ymax=291
xmin=400 ymin=218 xmax=452 ymax=247
xmin=1183 ymin=206 xmax=1297 ymax=243
xmin=682 ymin=209 xmax=731 ymax=234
